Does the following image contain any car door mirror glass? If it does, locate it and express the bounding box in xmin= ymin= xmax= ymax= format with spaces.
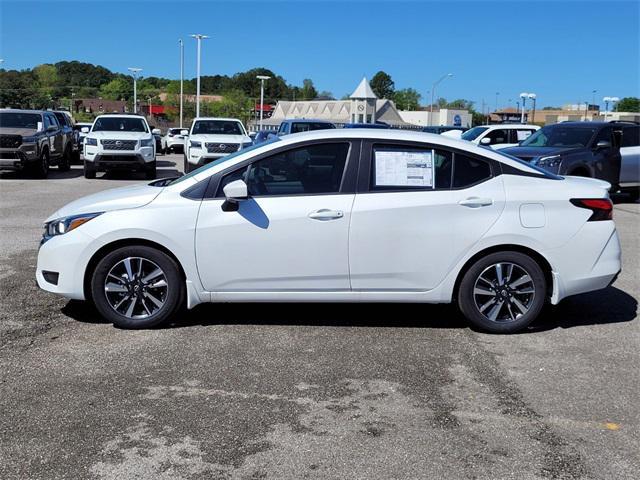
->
xmin=152 ymin=128 xmax=161 ymax=135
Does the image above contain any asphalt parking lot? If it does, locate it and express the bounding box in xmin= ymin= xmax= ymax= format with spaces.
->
xmin=0 ymin=154 xmax=638 ymax=480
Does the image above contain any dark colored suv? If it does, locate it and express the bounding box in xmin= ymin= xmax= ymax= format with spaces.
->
xmin=276 ymin=119 xmax=336 ymax=136
xmin=0 ymin=109 xmax=69 ymax=178
xmin=501 ymin=122 xmax=623 ymax=189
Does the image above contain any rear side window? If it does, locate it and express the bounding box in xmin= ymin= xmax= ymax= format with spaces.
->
xmin=621 ymin=126 xmax=640 ymax=147
xmin=370 ymin=147 xmax=453 ymax=190
xmin=218 ymin=142 xmax=350 ymax=196
xmin=453 ymin=155 xmax=492 ymax=188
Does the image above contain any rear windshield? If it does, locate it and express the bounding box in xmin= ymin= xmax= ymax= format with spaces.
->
xmin=0 ymin=112 xmax=41 ymax=129
xmin=192 ymin=120 xmax=244 ymax=135
xmin=93 ymin=117 xmax=148 ymax=133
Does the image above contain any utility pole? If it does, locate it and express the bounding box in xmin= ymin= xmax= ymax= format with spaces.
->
xmin=128 ymin=67 xmax=142 ymax=113
xmin=179 ymin=39 xmax=184 ymax=128
xmin=256 ymin=75 xmax=270 ymax=131
xmin=190 ymin=34 xmax=209 ymax=118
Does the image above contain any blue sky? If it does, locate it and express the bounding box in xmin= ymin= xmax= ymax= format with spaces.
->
xmin=1 ymin=0 xmax=638 ymax=109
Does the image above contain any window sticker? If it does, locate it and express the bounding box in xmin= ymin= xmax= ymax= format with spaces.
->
xmin=375 ymin=150 xmax=434 ymax=187
xmin=517 ymin=130 xmax=533 ymax=141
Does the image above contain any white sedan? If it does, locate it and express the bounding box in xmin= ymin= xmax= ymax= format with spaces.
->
xmin=36 ymin=129 xmax=621 ymax=333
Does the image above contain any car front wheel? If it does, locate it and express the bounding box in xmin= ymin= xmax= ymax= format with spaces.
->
xmin=458 ymin=252 xmax=546 ymax=333
xmin=91 ymin=246 xmax=184 ymax=329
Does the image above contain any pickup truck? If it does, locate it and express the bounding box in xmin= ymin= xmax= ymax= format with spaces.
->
xmin=0 ymin=109 xmax=69 ymax=178
xmin=52 ymin=110 xmax=80 ymax=163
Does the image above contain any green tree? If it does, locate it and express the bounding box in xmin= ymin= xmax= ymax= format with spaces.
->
xmin=616 ymin=97 xmax=640 ymax=112
xmin=99 ymin=77 xmax=131 ymax=100
xmin=370 ymin=71 xmax=395 ymax=99
xmin=445 ymin=99 xmax=474 ymax=110
xmin=301 ymin=79 xmax=318 ymax=100
xmin=393 ymin=88 xmax=421 ymax=110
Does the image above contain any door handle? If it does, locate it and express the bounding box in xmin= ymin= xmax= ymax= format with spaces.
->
xmin=458 ymin=197 xmax=493 ymax=208
xmin=308 ymin=209 xmax=344 ymax=220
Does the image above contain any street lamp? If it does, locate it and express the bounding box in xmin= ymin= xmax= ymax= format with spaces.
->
xmin=128 ymin=67 xmax=142 ymax=113
xmin=527 ymin=93 xmax=537 ymax=124
xmin=190 ymin=33 xmax=209 ymax=118
xmin=519 ymin=92 xmax=531 ymax=124
xmin=179 ymin=39 xmax=184 ymax=128
xmin=256 ymin=75 xmax=271 ymax=131
xmin=602 ymin=96 xmax=619 ymax=121
xmin=430 ymin=73 xmax=453 ymax=126
xmin=495 ymin=92 xmax=500 ymax=113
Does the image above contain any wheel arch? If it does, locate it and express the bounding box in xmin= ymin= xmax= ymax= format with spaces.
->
xmin=83 ymin=238 xmax=187 ymax=300
xmin=452 ymin=244 xmax=554 ymax=302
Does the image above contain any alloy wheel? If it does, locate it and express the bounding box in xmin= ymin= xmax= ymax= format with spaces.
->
xmin=473 ymin=262 xmax=536 ymax=323
xmin=104 ymin=257 xmax=168 ymax=319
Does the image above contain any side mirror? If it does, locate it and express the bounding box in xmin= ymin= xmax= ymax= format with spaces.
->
xmin=480 ymin=137 xmax=491 ymax=145
xmin=595 ymin=140 xmax=611 ymax=149
xmin=180 ymin=129 xmax=189 ymax=136
xmin=152 ymin=128 xmax=161 ymax=135
xmin=222 ymin=179 xmax=248 ymax=212
xmin=81 ymin=127 xmax=90 ymax=133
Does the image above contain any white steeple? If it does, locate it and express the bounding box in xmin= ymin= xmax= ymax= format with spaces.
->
xmin=350 ymin=77 xmax=377 ymax=99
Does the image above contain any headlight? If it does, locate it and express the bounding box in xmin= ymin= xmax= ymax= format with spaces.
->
xmin=536 ymin=155 xmax=562 ymax=168
xmin=190 ymin=140 xmax=202 ymax=149
xmin=42 ymin=212 xmax=103 ymax=243
xmin=85 ymin=137 xmax=98 ymax=146
xmin=140 ymin=138 xmax=154 ymax=147
xmin=22 ymin=136 xmax=38 ymax=144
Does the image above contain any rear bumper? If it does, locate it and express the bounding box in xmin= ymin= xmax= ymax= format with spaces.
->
xmin=550 ymin=224 xmax=622 ymax=304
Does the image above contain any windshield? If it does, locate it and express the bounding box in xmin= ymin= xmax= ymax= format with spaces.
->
xmin=192 ymin=120 xmax=244 ymax=135
xmin=0 ymin=112 xmax=41 ymax=129
xmin=92 ymin=117 xmax=148 ymax=133
xmin=461 ymin=127 xmax=489 ymax=141
xmin=169 ymin=137 xmax=281 ymax=185
xmin=521 ymin=125 xmax=597 ymax=148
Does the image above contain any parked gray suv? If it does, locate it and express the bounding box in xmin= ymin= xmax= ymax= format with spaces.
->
xmin=0 ymin=109 xmax=70 ymax=178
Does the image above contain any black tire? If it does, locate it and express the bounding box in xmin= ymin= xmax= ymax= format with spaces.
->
xmin=58 ymin=146 xmax=71 ymax=171
xmin=458 ymin=251 xmax=546 ymax=333
xmin=84 ymin=160 xmax=96 ymax=179
xmin=183 ymin=155 xmax=190 ymax=174
xmin=31 ymin=148 xmax=49 ymax=178
xmin=90 ymin=245 xmax=184 ymax=329
xmin=145 ymin=161 xmax=156 ymax=179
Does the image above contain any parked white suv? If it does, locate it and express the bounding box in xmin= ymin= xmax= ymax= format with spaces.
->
xmin=184 ymin=117 xmax=252 ymax=173
xmin=445 ymin=124 xmax=540 ymax=149
xmin=82 ymin=114 xmax=158 ymax=179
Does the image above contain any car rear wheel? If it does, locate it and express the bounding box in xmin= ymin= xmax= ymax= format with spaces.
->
xmin=91 ymin=246 xmax=184 ymax=329
xmin=58 ymin=146 xmax=71 ymax=171
xmin=458 ymin=252 xmax=546 ymax=333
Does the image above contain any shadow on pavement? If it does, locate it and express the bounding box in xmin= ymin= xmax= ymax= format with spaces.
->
xmin=62 ymin=286 xmax=636 ymax=333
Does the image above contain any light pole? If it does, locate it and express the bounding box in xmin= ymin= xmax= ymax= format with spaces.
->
xmin=190 ymin=34 xmax=209 ymax=118
xmin=519 ymin=92 xmax=529 ymax=124
xmin=179 ymin=39 xmax=184 ymax=128
xmin=256 ymin=75 xmax=270 ymax=131
xmin=602 ymin=96 xmax=619 ymax=121
xmin=429 ymin=73 xmax=453 ymax=126
xmin=495 ymin=92 xmax=500 ymax=114
xmin=128 ymin=67 xmax=142 ymax=113
xmin=528 ymin=93 xmax=537 ymax=124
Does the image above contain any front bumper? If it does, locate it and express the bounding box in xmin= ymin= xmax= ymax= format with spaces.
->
xmin=84 ymin=147 xmax=155 ymax=171
xmin=0 ymin=146 xmax=39 ymax=170
xmin=188 ymin=150 xmax=229 ymax=166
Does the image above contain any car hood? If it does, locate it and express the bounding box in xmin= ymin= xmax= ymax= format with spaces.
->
xmin=0 ymin=127 xmax=39 ymax=136
xmin=88 ymin=131 xmax=151 ymax=140
xmin=500 ymin=146 xmax=583 ymax=159
xmin=189 ymin=134 xmax=250 ymax=143
xmin=46 ymin=182 xmax=163 ymax=221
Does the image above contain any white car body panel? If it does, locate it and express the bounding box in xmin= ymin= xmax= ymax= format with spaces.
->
xmin=620 ymin=145 xmax=640 ymax=187
xmin=36 ymin=129 xmax=621 ymax=312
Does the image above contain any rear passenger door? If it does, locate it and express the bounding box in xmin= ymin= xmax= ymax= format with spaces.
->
xmin=349 ymin=141 xmax=505 ymax=291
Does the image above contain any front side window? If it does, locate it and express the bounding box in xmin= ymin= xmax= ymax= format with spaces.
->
xmin=485 ymin=129 xmax=508 ymax=145
xmin=219 ymin=142 xmax=350 ymax=196
xmin=192 ymin=120 xmax=244 ymax=135
xmin=53 ymin=112 xmax=68 ymax=126
xmin=290 ymin=122 xmax=334 ymax=134
xmin=93 ymin=117 xmax=148 ymax=133
xmin=461 ymin=126 xmax=489 ymax=141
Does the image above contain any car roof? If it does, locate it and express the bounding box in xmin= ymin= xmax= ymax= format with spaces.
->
xmin=0 ymin=109 xmax=45 ymax=115
xmin=180 ymin=128 xmax=544 ymax=187
xmin=193 ymin=117 xmax=243 ymax=122
xmin=282 ymin=119 xmax=334 ymax=124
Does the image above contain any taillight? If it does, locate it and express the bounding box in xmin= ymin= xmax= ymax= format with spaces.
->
xmin=570 ymin=198 xmax=613 ymax=221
